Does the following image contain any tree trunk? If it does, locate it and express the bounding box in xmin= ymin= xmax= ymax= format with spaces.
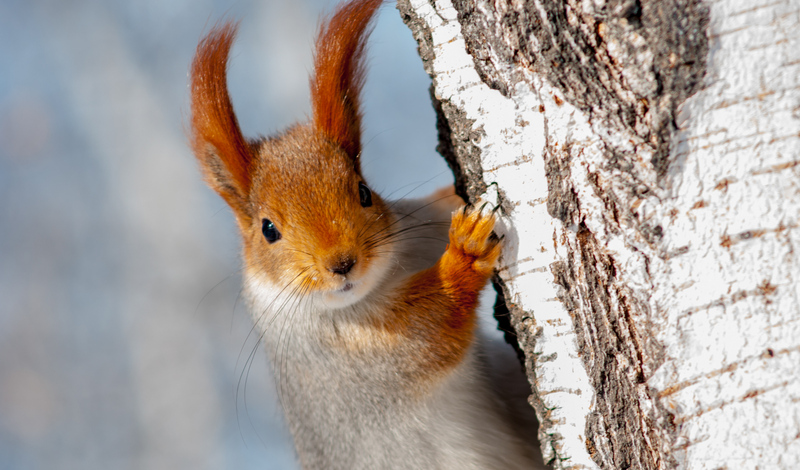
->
xmin=397 ymin=0 xmax=800 ymax=468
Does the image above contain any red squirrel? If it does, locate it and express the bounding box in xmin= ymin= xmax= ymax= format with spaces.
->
xmin=189 ymin=0 xmax=538 ymax=468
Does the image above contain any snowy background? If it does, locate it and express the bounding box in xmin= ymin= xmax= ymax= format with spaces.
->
xmin=0 ymin=0 xmax=449 ymax=468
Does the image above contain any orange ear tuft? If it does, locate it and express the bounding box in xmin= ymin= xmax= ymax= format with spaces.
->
xmin=190 ymin=22 xmax=253 ymax=210
xmin=311 ymin=0 xmax=383 ymax=160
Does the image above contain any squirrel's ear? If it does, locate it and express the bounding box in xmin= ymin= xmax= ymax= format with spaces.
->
xmin=310 ymin=0 xmax=382 ymax=163
xmin=190 ymin=22 xmax=253 ymax=218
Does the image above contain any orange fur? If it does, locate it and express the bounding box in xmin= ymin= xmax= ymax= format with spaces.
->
xmin=186 ymin=3 xmax=541 ymax=467
xmin=375 ymin=206 xmax=501 ymax=376
xmin=239 ymin=126 xmax=393 ymax=295
xmin=311 ymin=0 xmax=383 ymax=160
xmin=190 ymin=22 xmax=253 ymax=215
xmin=188 ymin=0 xmax=499 ymax=384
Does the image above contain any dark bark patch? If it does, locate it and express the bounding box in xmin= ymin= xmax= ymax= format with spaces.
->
xmin=552 ymin=226 xmax=674 ymax=469
xmin=430 ymin=89 xmax=487 ymax=200
xmin=544 ymin=143 xmax=581 ymax=226
xmin=452 ymin=0 xmax=709 ymax=180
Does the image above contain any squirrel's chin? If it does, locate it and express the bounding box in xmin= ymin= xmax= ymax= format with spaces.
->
xmin=320 ymin=255 xmax=393 ymax=310
xmin=320 ymin=283 xmax=366 ymax=309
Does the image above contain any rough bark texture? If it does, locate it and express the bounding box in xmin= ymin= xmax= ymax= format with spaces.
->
xmin=400 ymin=0 xmax=800 ymax=468
xmin=401 ymin=4 xmax=488 ymax=200
xmin=430 ymin=85 xmax=487 ymax=199
xmin=399 ymin=0 xmax=703 ymax=466
xmin=453 ymin=0 xmax=708 ymax=177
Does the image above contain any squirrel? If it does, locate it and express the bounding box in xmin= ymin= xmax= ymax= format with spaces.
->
xmin=189 ymin=0 xmax=540 ymax=468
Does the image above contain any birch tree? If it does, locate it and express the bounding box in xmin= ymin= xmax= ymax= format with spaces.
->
xmin=397 ymin=0 xmax=800 ymax=468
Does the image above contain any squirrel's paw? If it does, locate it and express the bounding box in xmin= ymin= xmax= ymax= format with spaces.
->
xmin=448 ymin=204 xmax=502 ymax=276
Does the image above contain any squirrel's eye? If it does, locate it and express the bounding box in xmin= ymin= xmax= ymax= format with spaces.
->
xmin=261 ymin=218 xmax=281 ymax=243
xmin=358 ymin=182 xmax=372 ymax=208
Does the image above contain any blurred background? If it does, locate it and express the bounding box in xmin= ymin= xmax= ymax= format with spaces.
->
xmin=0 ymin=0 xmax=450 ymax=468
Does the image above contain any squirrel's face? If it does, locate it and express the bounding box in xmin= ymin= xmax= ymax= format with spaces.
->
xmin=190 ymin=12 xmax=390 ymax=310
xmin=240 ymin=126 xmax=395 ymax=309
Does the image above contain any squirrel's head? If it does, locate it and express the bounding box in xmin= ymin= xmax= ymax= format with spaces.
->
xmin=189 ymin=0 xmax=393 ymax=308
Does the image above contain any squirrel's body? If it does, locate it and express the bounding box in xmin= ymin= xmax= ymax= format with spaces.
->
xmin=247 ymin=186 xmax=532 ymax=469
xmin=189 ymin=1 xmax=540 ymax=468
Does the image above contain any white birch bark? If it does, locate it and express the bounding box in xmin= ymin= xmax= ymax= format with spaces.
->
xmin=398 ymin=0 xmax=800 ymax=468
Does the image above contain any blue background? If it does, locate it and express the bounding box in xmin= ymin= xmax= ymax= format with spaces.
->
xmin=0 ymin=0 xmax=450 ymax=468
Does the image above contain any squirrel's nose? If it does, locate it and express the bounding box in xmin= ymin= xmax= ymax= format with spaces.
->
xmin=329 ymin=255 xmax=356 ymax=275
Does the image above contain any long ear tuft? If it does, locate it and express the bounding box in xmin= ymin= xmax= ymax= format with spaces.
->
xmin=190 ymin=22 xmax=253 ymax=213
xmin=311 ymin=0 xmax=383 ymax=160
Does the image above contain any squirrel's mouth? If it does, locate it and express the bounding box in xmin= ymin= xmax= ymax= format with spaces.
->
xmin=320 ymin=253 xmax=392 ymax=308
xmin=339 ymin=282 xmax=354 ymax=293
